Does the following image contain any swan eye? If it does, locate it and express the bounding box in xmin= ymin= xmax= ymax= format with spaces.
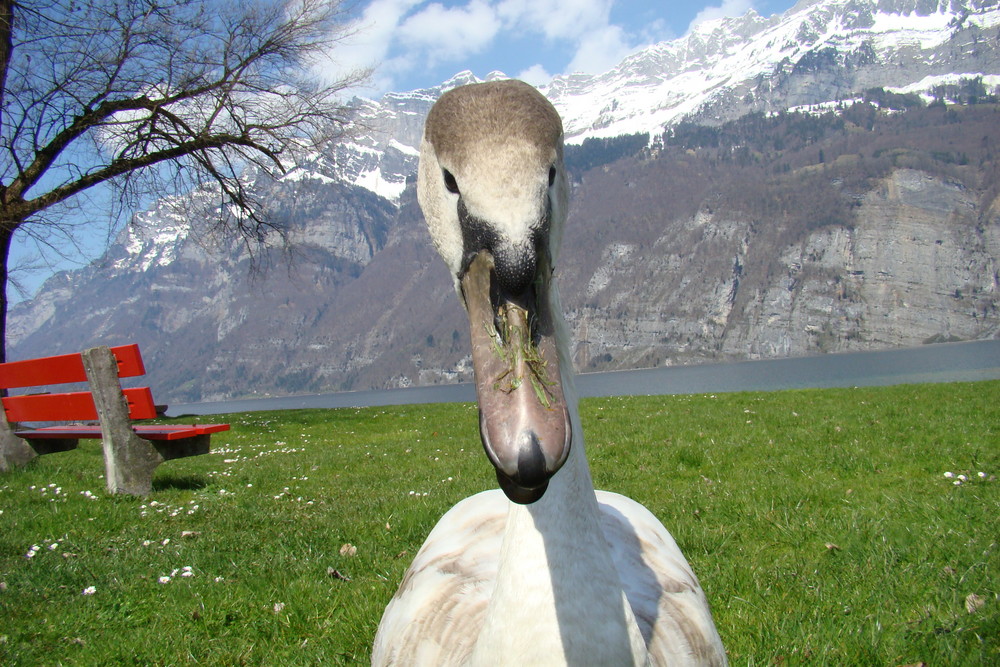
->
xmin=548 ymin=166 xmax=556 ymax=186
xmin=443 ymin=169 xmax=460 ymax=195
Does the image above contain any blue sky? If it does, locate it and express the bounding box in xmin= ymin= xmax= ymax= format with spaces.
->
xmin=329 ymin=0 xmax=801 ymax=96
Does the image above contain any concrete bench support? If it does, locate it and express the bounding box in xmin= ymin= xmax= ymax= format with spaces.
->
xmin=82 ymin=346 xmax=165 ymax=496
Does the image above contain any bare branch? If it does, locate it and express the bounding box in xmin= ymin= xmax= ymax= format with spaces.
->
xmin=0 ymin=0 xmax=370 ymax=361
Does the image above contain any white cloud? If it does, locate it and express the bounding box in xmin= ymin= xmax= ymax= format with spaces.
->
xmin=319 ymin=0 xmax=424 ymax=94
xmin=330 ymin=0 xmax=661 ymax=95
xmin=497 ymin=0 xmax=614 ymax=42
xmin=687 ymin=0 xmax=755 ymax=32
xmin=564 ymin=23 xmax=634 ymax=74
xmin=517 ymin=63 xmax=553 ymax=86
xmin=397 ymin=1 xmax=501 ymax=65
xmin=498 ymin=0 xmax=643 ymax=76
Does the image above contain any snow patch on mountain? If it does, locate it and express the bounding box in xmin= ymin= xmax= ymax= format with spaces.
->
xmin=118 ymin=201 xmax=193 ymax=272
xmin=889 ymin=73 xmax=1000 ymax=98
xmin=280 ymin=167 xmax=337 ymax=185
xmin=354 ymin=167 xmax=408 ymax=200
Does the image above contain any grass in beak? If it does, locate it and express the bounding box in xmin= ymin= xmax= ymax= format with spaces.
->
xmin=486 ymin=302 xmax=556 ymax=409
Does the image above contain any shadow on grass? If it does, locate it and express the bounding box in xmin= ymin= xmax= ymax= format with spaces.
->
xmin=152 ymin=474 xmax=208 ymax=491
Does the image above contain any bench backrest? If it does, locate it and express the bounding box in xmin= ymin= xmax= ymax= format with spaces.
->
xmin=0 ymin=345 xmax=157 ymax=422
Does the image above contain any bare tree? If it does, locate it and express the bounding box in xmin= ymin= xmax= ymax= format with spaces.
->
xmin=0 ymin=0 xmax=367 ymax=361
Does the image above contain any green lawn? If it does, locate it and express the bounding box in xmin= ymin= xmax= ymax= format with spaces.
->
xmin=1 ymin=381 xmax=997 ymax=664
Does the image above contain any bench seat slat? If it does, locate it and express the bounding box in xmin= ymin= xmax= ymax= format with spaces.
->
xmin=15 ymin=423 xmax=230 ymax=441
xmin=138 ymin=424 xmax=230 ymax=441
xmin=0 ymin=344 xmax=146 ymax=390
xmin=3 ymin=387 xmax=157 ymax=422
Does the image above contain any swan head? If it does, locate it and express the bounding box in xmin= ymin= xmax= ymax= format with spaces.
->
xmin=418 ymin=80 xmax=571 ymax=504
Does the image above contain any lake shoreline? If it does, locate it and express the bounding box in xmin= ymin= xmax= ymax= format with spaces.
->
xmin=166 ymin=339 xmax=1000 ymax=417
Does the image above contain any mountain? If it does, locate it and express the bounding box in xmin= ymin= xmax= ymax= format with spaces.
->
xmin=325 ymin=0 xmax=1000 ymax=200
xmin=546 ymin=0 xmax=1000 ymax=138
xmin=8 ymin=0 xmax=1000 ymax=403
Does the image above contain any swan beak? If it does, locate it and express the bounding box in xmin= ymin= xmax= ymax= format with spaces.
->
xmin=460 ymin=251 xmax=572 ymax=504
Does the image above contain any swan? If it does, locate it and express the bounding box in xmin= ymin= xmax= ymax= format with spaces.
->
xmin=372 ymin=80 xmax=727 ymax=666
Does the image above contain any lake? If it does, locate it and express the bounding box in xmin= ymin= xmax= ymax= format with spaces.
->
xmin=165 ymin=339 xmax=1000 ymax=417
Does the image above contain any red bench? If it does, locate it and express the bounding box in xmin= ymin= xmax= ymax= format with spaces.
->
xmin=0 ymin=344 xmax=228 ymax=495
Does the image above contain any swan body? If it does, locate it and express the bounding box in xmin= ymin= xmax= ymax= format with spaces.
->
xmin=372 ymin=80 xmax=726 ymax=666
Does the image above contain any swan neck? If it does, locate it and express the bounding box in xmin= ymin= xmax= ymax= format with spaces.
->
xmin=470 ymin=290 xmax=647 ymax=666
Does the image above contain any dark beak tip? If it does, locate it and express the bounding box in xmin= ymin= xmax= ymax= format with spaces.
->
xmin=485 ymin=427 xmax=571 ymax=505
xmin=497 ymin=470 xmax=549 ymax=505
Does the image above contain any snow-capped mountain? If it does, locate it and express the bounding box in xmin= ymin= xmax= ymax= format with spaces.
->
xmin=547 ymin=0 xmax=1000 ymax=138
xmin=324 ymin=0 xmax=999 ymax=200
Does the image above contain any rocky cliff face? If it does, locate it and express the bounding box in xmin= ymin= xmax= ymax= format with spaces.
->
xmin=8 ymin=178 xmax=402 ymax=401
xmin=733 ymin=169 xmax=999 ymax=355
xmin=554 ymin=101 xmax=1000 ymax=373
xmin=559 ymin=167 xmax=998 ymax=375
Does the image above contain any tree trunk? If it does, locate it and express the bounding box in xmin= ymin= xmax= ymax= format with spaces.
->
xmin=1 ymin=0 xmax=14 ymax=366
xmin=0 ymin=223 xmax=15 ymax=365
xmin=0 ymin=0 xmax=12 ymax=124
